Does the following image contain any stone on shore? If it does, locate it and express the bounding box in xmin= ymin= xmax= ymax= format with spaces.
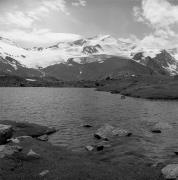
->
xmin=8 ymin=138 xmax=20 ymax=144
xmin=39 ymin=170 xmax=49 ymax=177
xmin=94 ymin=124 xmax=131 ymax=140
xmin=0 ymin=124 xmax=13 ymax=144
xmin=85 ymin=145 xmax=95 ymax=151
xmin=27 ymin=149 xmax=40 ymax=160
xmin=0 ymin=145 xmax=22 ymax=158
xmin=161 ymin=164 xmax=178 ymax=179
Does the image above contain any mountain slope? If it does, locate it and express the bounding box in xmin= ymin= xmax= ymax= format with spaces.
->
xmin=44 ymin=56 xmax=157 ymax=81
xmin=133 ymin=50 xmax=178 ymax=75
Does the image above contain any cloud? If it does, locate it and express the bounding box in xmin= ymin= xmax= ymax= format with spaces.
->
xmin=133 ymin=0 xmax=178 ymax=49
xmin=0 ymin=0 xmax=87 ymax=29
xmin=0 ymin=29 xmax=82 ymax=45
xmin=41 ymin=0 xmax=70 ymax=15
xmin=0 ymin=11 xmax=34 ymax=28
xmin=72 ymin=0 xmax=87 ymax=7
xmin=135 ymin=0 xmax=178 ymax=29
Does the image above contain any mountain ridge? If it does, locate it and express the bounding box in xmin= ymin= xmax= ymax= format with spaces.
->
xmin=0 ymin=35 xmax=178 ymax=80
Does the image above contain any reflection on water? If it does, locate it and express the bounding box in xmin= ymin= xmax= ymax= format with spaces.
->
xmin=1 ymin=87 xmax=178 ymax=163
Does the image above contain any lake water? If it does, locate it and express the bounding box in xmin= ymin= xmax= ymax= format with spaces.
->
xmin=1 ymin=87 xmax=178 ymax=164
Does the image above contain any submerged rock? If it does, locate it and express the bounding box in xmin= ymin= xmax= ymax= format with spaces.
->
xmin=0 ymin=145 xmax=22 ymax=158
xmin=151 ymin=122 xmax=172 ymax=134
xmin=94 ymin=124 xmax=131 ymax=140
xmin=0 ymin=124 xmax=13 ymax=144
xmin=162 ymin=164 xmax=178 ymax=179
xmin=154 ymin=122 xmax=172 ymax=129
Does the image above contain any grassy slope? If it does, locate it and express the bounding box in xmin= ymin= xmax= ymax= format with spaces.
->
xmin=97 ymin=76 xmax=178 ymax=100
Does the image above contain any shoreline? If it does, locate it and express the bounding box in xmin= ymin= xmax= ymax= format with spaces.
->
xmin=2 ymin=74 xmax=178 ymax=100
xmin=0 ymin=120 xmax=164 ymax=180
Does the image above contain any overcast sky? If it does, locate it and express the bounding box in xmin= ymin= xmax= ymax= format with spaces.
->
xmin=0 ymin=0 xmax=178 ymax=48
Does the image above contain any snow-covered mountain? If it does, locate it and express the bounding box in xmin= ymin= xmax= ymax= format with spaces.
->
xmin=0 ymin=35 xmax=136 ymax=68
xmin=1 ymin=34 xmax=178 ymax=78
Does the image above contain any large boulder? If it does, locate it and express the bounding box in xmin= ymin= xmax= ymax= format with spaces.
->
xmin=161 ymin=164 xmax=178 ymax=179
xmin=94 ymin=124 xmax=131 ymax=140
xmin=0 ymin=124 xmax=13 ymax=144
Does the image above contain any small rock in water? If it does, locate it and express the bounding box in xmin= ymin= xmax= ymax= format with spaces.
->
xmin=151 ymin=129 xmax=162 ymax=133
xmin=37 ymin=134 xmax=48 ymax=141
xmin=27 ymin=149 xmax=40 ymax=159
xmin=39 ymin=170 xmax=49 ymax=177
xmin=96 ymin=145 xmax=104 ymax=151
xmin=162 ymin=164 xmax=178 ymax=179
xmin=121 ymin=95 xmax=126 ymax=99
xmin=85 ymin=146 xmax=94 ymax=151
xmin=83 ymin=124 xmax=92 ymax=128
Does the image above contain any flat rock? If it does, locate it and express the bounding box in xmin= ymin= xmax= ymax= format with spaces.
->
xmin=0 ymin=145 xmax=22 ymax=158
xmin=0 ymin=121 xmax=57 ymax=138
xmin=0 ymin=124 xmax=13 ymax=144
xmin=162 ymin=164 xmax=178 ymax=179
xmin=94 ymin=124 xmax=131 ymax=140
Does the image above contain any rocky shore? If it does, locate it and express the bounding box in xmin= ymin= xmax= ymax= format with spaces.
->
xmin=0 ymin=120 xmax=168 ymax=180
